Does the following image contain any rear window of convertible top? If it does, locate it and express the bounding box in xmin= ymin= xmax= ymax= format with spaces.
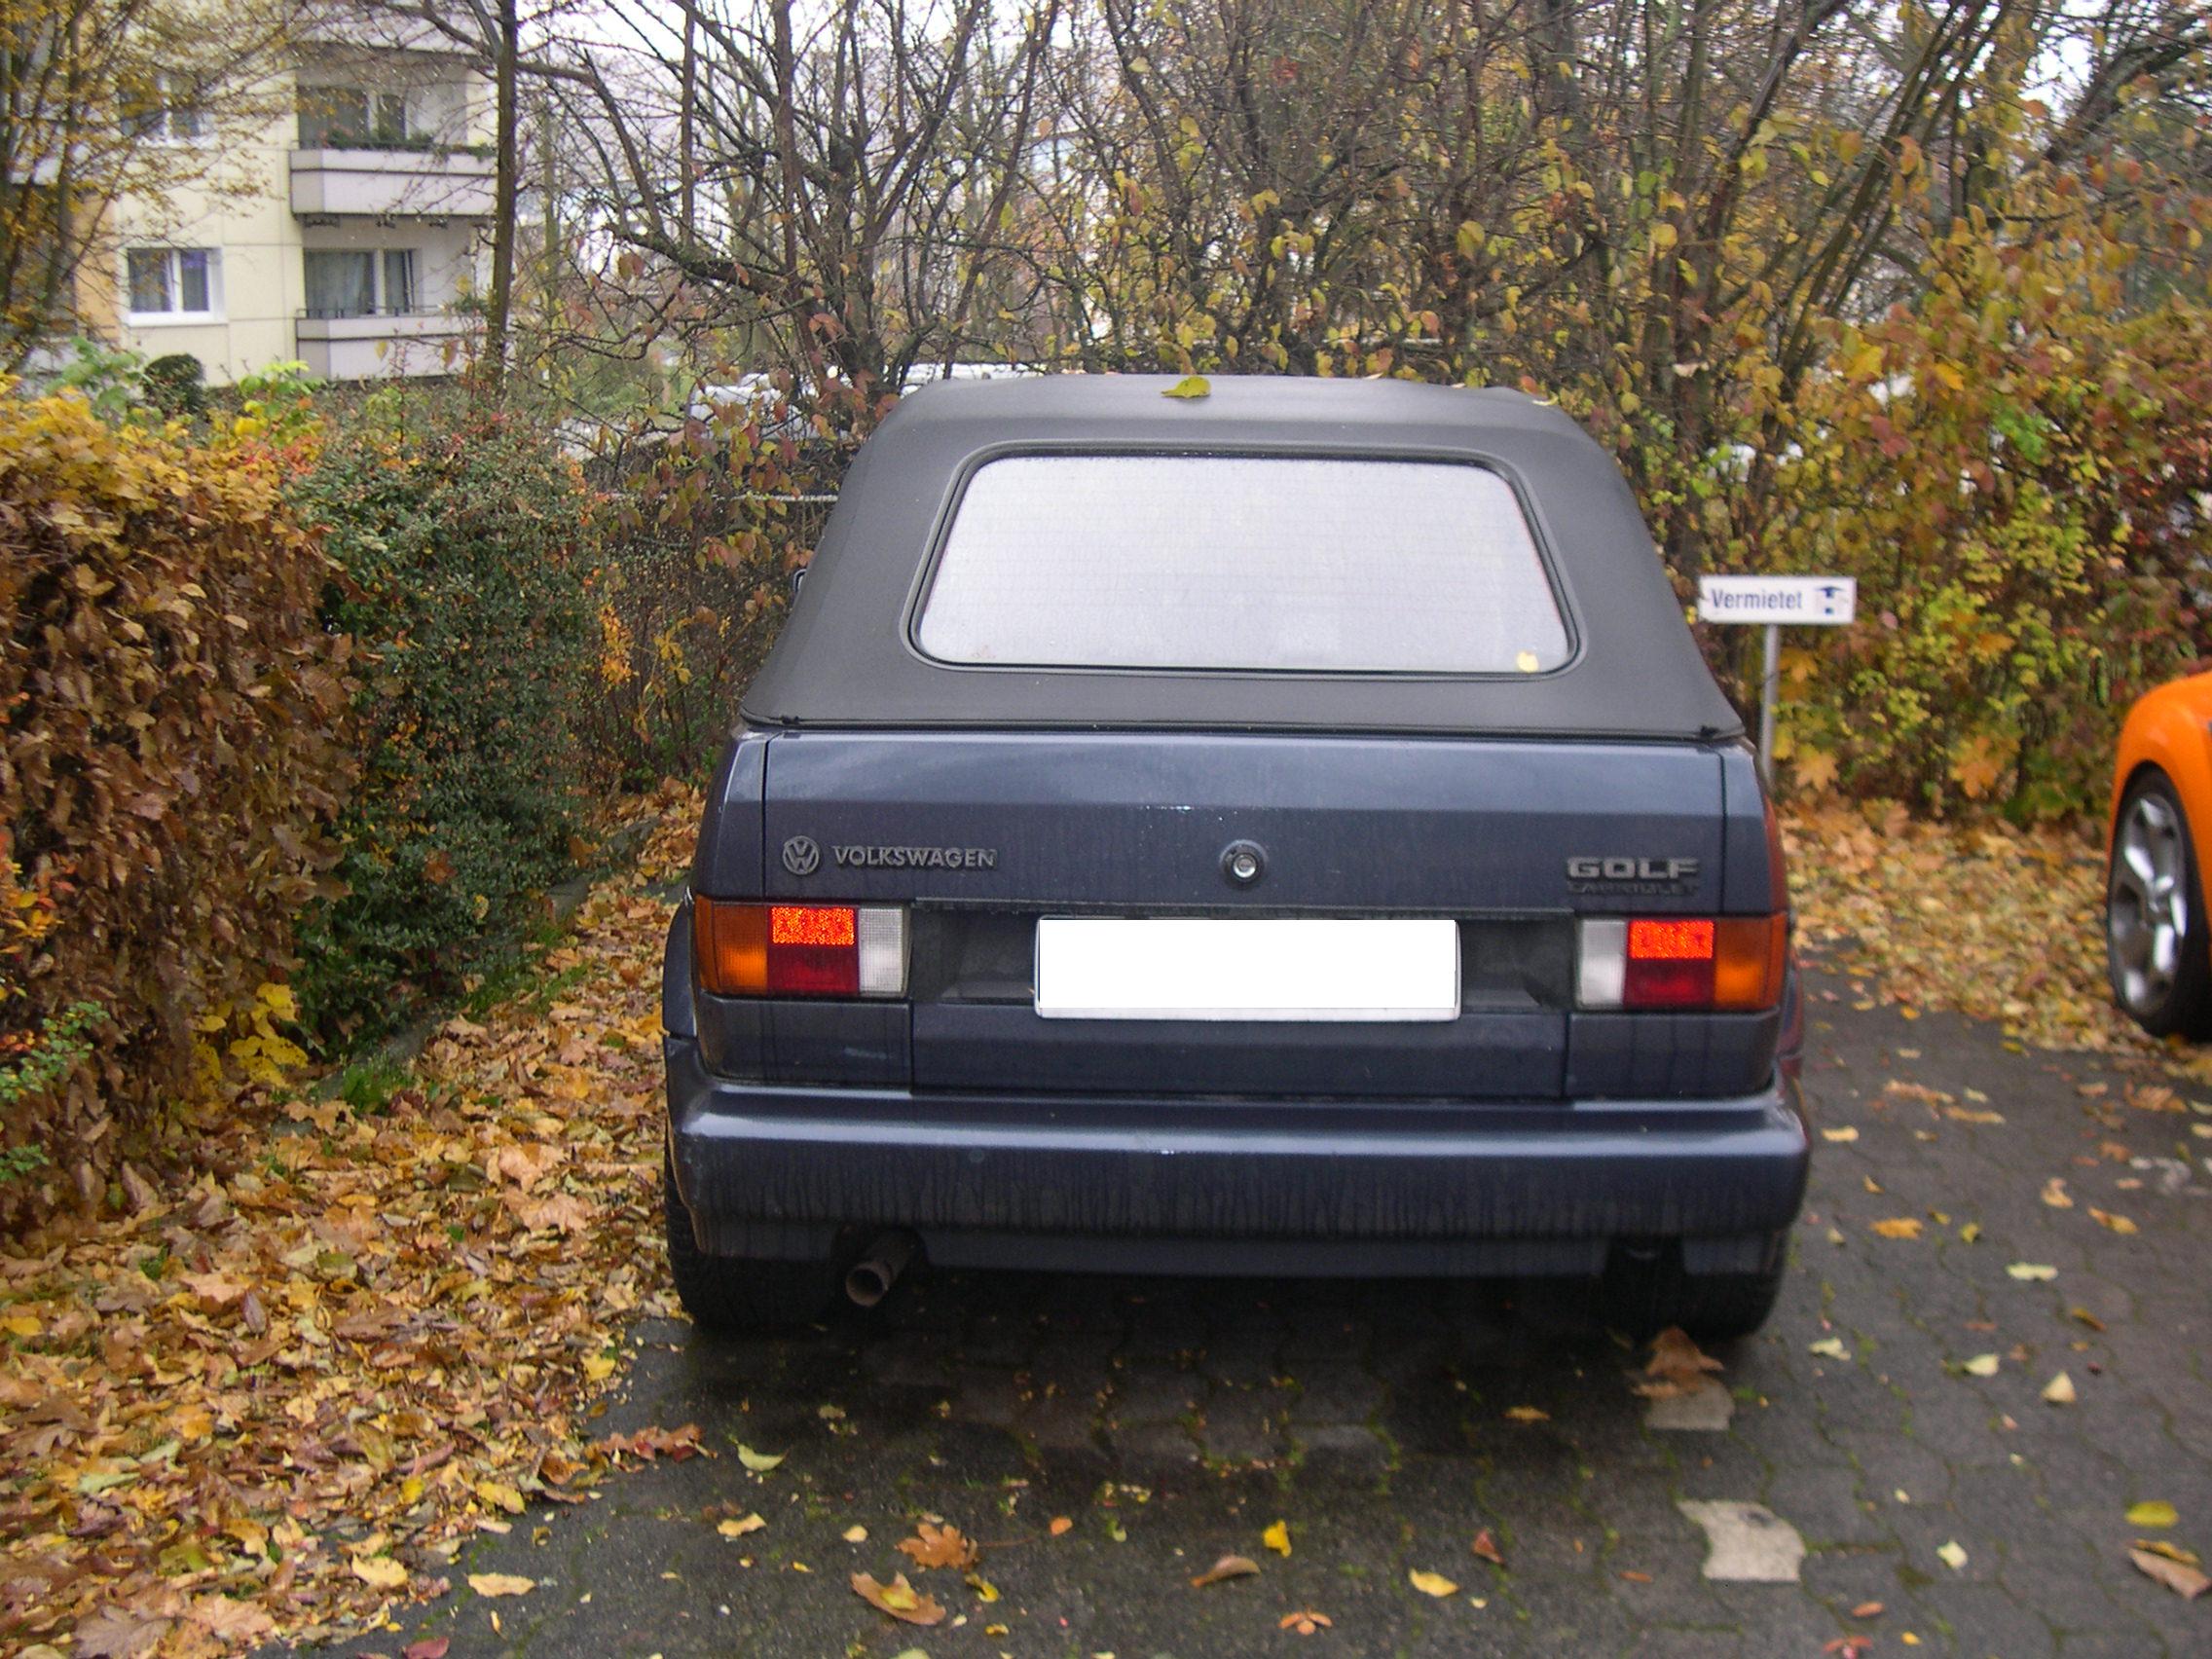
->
xmin=911 ymin=453 xmax=1571 ymax=675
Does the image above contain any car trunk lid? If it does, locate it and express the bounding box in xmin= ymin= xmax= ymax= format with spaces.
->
xmin=748 ymin=729 xmax=1728 ymax=1100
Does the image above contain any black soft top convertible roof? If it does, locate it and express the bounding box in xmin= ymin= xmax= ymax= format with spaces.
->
xmin=742 ymin=374 xmax=1742 ymax=741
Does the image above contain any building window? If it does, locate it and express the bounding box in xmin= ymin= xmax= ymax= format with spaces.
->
xmin=383 ymin=248 xmax=416 ymax=313
xmin=305 ymin=246 xmax=420 ymax=317
xmin=126 ymin=74 xmax=205 ymax=143
xmin=125 ymin=247 xmax=217 ymax=319
xmin=298 ymin=86 xmax=410 ymax=147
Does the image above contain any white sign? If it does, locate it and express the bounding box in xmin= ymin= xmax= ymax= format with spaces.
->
xmin=1697 ymin=575 xmax=1856 ymax=626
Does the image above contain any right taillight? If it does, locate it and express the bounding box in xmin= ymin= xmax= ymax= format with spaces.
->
xmin=1577 ymin=914 xmax=1786 ymax=1011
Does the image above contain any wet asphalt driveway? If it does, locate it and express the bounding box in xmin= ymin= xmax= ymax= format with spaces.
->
xmin=302 ymin=957 xmax=2212 ymax=1658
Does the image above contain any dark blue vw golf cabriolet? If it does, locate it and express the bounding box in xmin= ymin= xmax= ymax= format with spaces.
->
xmin=660 ymin=375 xmax=1806 ymax=1339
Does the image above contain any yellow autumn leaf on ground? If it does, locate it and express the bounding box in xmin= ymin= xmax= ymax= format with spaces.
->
xmin=2136 ymin=1539 xmax=2201 ymax=1567
xmin=1961 ymin=1353 xmax=2000 ymax=1377
xmin=843 ymin=1525 xmax=868 ymax=1542
xmin=2043 ymin=1373 xmax=2077 ymax=1405
xmin=736 ymin=1444 xmax=786 ymax=1472
xmin=1504 ymin=1405 xmax=1550 ymax=1422
xmin=2131 ymin=1547 xmax=2212 ymax=1600
xmin=1263 ymin=1520 xmax=1291 ymax=1556
xmin=2127 ymin=1500 xmax=2179 ymax=1529
xmin=1409 ymin=1568 xmax=1460 ymax=1597
xmin=1191 ymin=1554 xmax=1261 ymax=1587
xmin=350 ymin=1555 xmax=407 ymax=1589
xmin=1936 ymin=1541 xmax=1967 ymax=1570
xmin=718 ymin=1514 xmax=766 ymax=1538
xmin=897 ymin=1521 xmax=980 ymax=1569
xmin=2043 ymin=1177 xmax=2074 ymax=1207
xmin=2089 ymin=1208 xmax=2139 ymax=1235
xmin=1161 ymin=374 xmax=1211 ymax=399
xmin=1821 ymin=1125 xmax=1859 ymax=1142
xmin=2007 ymin=1263 xmax=2057 ymax=1280
xmin=852 ymin=1571 xmax=947 ymax=1626
xmin=468 ymin=1572 xmax=535 ymax=1598
xmin=1872 ymin=1217 xmax=1923 ymax=1239
xmin=1049 ymin=1517 xmax=1073 ymax=1536
xmin=475 ymin=1479 xmax=525 ymax=1514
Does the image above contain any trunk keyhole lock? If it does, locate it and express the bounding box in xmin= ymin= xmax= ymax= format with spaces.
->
xmin=1221 ymin=841 xmax=1266 ymax=887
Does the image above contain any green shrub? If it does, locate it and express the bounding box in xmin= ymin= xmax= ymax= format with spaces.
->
xmin=54 ymin=337 xmax=147 ymax=423
xmin=292 ymin=397 xmax=599 ymax=1044
xmin=1756 ymin=221 xmax=2212 ymax=817
xmin=142 ymin=352 xmax=207 ymax=418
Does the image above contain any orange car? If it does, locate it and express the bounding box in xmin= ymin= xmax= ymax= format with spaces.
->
xmin=2109 ymin=672 xmax=2212 ymax=1035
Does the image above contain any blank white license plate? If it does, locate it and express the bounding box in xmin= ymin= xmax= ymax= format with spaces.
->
xmin=1034 ymin=917 xmax=1460 ymax=1021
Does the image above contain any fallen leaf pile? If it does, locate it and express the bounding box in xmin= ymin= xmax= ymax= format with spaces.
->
xmin=1785 ymin=804 xmax=2145 ymax=1056
xmin=1631 ymin=1326 xmax=1725 ymax=1400
xmin=0 ymin=788 xmax=703 ymax=1653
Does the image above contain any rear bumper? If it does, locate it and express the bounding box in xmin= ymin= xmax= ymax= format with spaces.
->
xmin=664 ymin=1036 xmax=1810 ymax=1277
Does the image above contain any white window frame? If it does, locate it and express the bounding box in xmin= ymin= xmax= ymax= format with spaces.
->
xmin=298 ymin=84 xmax=412 ymax=147
xmin=129 ymin=73 xmax=206 ymax=144
xmin=301 ymin=245 xmax=422 ymax=318
xmin=124 ymin=246 xmax=222 ymax=324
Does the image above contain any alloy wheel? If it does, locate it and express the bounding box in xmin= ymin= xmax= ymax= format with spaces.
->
xmin=2111 ymin=791 xmax=2190 ymax=1016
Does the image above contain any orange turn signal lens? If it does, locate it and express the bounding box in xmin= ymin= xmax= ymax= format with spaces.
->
xmin=1713 ymin=913 xmax=1788 ymax=1011
xmin=694 ymin=897 xmax=771 ymax=995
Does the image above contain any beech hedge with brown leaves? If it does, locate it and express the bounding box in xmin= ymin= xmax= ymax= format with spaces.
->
xmin=0 ymin=391 xmax=354 ymax=1229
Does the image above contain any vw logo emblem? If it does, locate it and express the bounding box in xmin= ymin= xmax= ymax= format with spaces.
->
xmin=781 ymin=835 xmax=821 ymax=877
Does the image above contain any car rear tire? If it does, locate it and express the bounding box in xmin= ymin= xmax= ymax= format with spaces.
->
xmin=1600 ymin=1239 xmax=1788 ymax=1345
xmin=663 ymin=1156 xmax=840 ymax=1332
xmin=2107 ymin=771 xmax=2212 ymax=1039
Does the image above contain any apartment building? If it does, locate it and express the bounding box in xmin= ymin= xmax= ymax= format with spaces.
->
xmin=86 ymin=26 xmax=493 ymax=383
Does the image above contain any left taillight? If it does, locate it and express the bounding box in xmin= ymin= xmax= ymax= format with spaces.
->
xmin=692 ymin=899 xmax=907 ymax=998
xmin=1576 ymin=914 xmax=1786 ymax=1011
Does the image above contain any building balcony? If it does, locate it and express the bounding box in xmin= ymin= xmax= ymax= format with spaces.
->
xmin=288 ymin=146 xmax=495 ymax=221
xmin=294 ymin=310 xmax=468 ymax=380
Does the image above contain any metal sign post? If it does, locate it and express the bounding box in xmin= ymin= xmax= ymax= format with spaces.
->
xmin=1695 ymin=575 xmax=1858 ymax=783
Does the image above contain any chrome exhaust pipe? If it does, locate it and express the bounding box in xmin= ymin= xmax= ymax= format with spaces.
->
xmin=844 ymin=1231 xmax=918 ymax=1308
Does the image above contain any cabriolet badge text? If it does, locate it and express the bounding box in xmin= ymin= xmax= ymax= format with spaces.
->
xmin=1565 ymin=856 xmax=1701 ymax=895
xmin=784 ymin=834 xmax=1000 ymax=874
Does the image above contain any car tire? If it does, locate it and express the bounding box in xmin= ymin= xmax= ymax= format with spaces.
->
xmin=663 ymin=1156 xmax=840 ymax=1332
xmin=1600 ymin=1238 xmax=1788 ymax=1345
xmin=2107 ymin=771 xmax=2212 ymax=1039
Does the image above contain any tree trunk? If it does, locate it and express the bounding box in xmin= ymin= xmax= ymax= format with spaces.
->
xmin=480 ymin=0 xmax=520 ymax=401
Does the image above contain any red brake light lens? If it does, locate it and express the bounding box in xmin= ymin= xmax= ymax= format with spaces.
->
xmin=766 ymin=903 xmax=861 ymax=994
xmin=1624 ymin=917 xmax=1716 ymax=1006
xmin=1627 ymin=918 xmax=1715 ymax=960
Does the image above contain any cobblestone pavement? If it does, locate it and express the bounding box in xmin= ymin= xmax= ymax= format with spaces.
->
xmin=304 ymin=960 xmax=2212 ymax=1657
